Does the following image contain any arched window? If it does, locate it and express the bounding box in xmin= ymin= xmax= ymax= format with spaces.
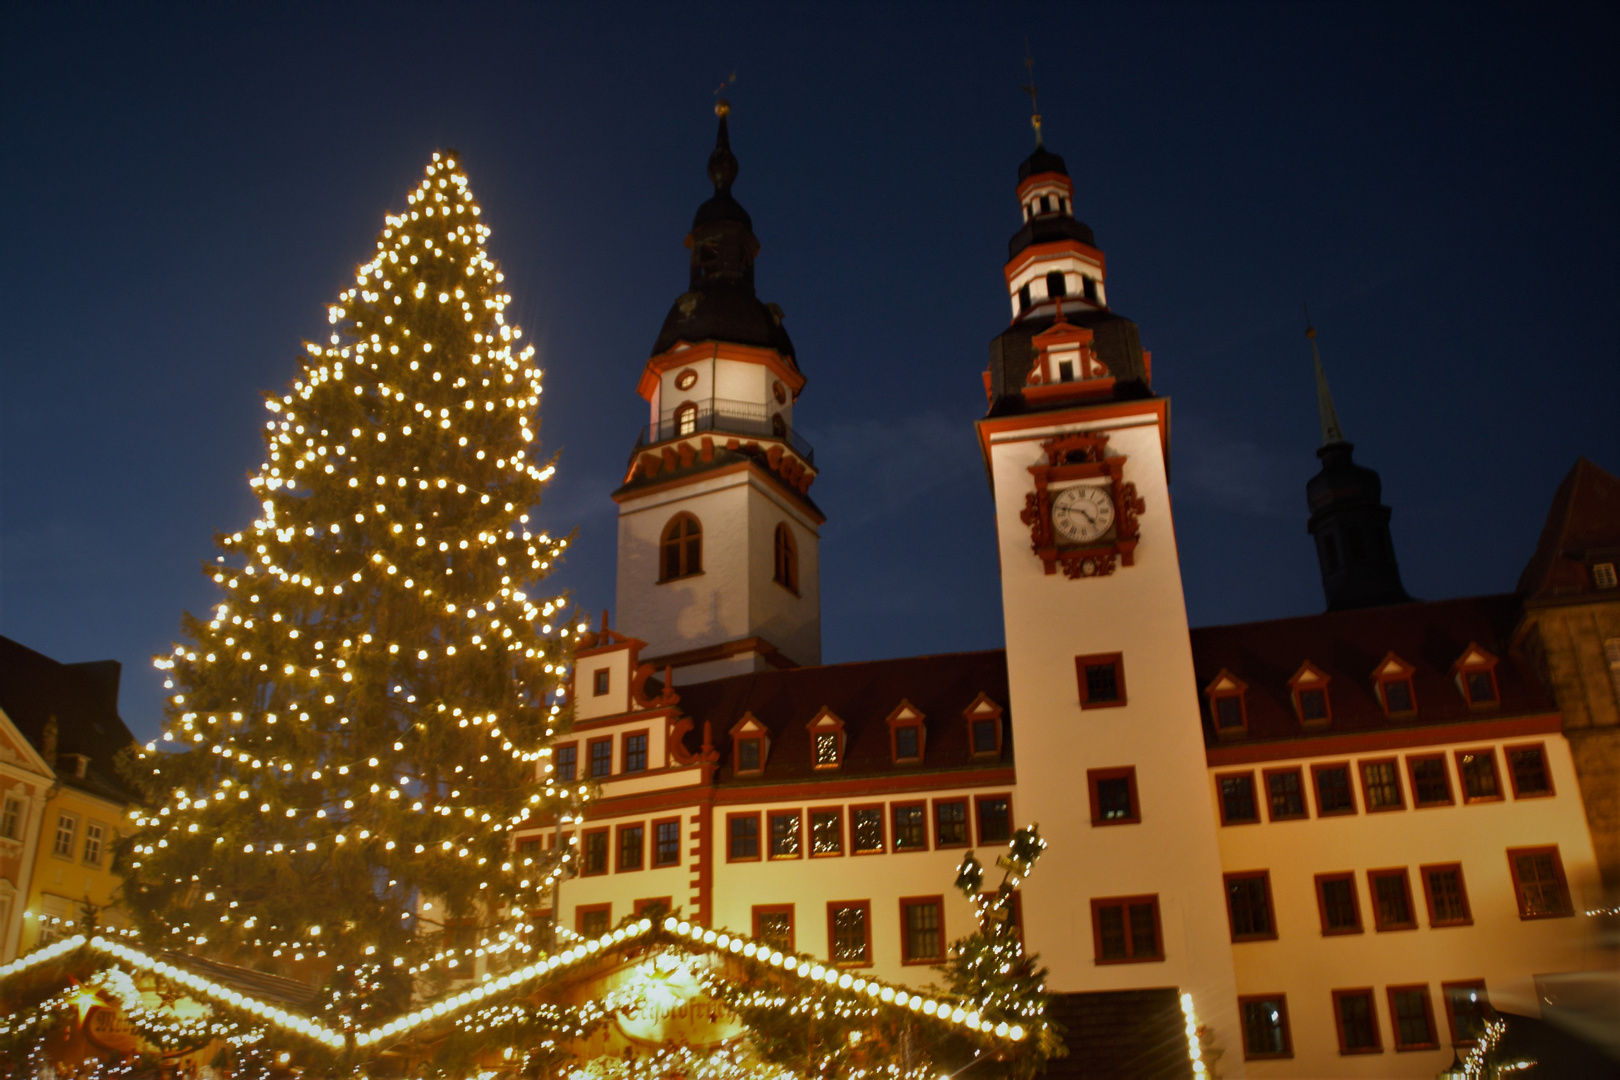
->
xmin=661 ymin=513 xmax=702 ymax=581
xmin=674 ymin=402 xmax=698 ymax=437
xmin=773 ymin=523 xmax=798 ymax=593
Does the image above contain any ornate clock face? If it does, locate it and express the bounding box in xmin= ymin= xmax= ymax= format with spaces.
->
xmin=1051 ymin=485 xmax=1116 ymax=544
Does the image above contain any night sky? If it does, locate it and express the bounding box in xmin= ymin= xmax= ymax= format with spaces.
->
xmin=2 ymin=4 xmax=1615 ymax=742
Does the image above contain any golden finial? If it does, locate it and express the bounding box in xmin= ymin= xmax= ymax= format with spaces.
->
xmin=714 ymin=71 xmax=736 ymax=117
xmin=1023 ymin=43 xmax=1043 ymax=146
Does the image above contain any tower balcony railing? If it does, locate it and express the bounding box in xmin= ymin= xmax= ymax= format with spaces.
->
xmin=634 ymin=396 xmax=815 ymax=466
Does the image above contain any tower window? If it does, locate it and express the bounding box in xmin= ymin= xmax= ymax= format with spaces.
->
xmin=1046 ymin=271 xmax=1067 ymax=299
xmin=674 ymin=401 xmax=698 ymax=437
xmin=1082 ymin=276 xmax=1098 ymax=302
xmin=773 ymin=524 xmax=797 ymax=593
xmin=1018 ymin=283 xmax=1032 ymax=313
xmin=1076 ymin=653 xmax=1126 ymax=709
xmin=659 ymin=513 xmax=702 ymax=581
xmin=1057 ymin=360 xmax=1075 ymax=382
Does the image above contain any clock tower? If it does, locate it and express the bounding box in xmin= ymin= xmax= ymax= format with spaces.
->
xmin=975 ymin=134 xmax=1243 ymax=1054
xmin=612 ymin=104 xmax=823 ymax=684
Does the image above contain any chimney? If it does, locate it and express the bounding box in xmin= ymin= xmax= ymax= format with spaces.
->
xmin=60 ymin=753 xmax=91 ymax=779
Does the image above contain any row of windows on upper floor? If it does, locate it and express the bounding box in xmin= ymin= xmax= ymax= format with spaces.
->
xmin=1016 ymin=271 xmax=1099 ymax=314
xmin=1206 ymin=643 xmax=1507 ymax=735
xmin=654 ymin=513 xmax=799 ymax=594
xmin=13 ymin=803 xmax=113 ymax=868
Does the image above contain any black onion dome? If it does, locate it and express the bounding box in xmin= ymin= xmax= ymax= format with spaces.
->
xmin=650 ymin=109 xmax=797 ymax=363
xmin=1018 ymin=145 xmax=1069 ymax=181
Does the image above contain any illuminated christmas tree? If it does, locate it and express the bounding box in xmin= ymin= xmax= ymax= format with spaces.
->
xmin=121 ymin=151 xmax=578 ymax=1026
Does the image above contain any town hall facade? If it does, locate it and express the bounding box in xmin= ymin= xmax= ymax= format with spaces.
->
xmin=523 ymin=107 xmax=1615 ymax=1077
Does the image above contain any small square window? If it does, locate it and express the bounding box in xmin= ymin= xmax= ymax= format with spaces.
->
xmin=653 ymin=819 xmax=682 ymax=867
xmin=892 ymin=804 xmax=927 ymax=851
xmin=727 ymin=814 xmax=761 ymax=862
xmin=975 ymin=795 xmax=1012 ymax=844
xmin=735 ymin=737 xmax=762 ymax=774
xmin=769 ymin=811 xmax=802 ymax=859
xmin=893 ymin=725 xmax=921 ymax=762
xmin=1456 ymin=749 xmax=1502 ymax=802
xmin=1407 ymin=755 xmax=1453 ymax=807
xmin=810 ymin=809 xmax=844 ymax=856
xmin=1264 ymin=768 xmax=1308 ymax=821
xmin=1315 ymin=873 xmax=1363 ymax=935
xmin=617 ymin=824 xmax=644 ymax=872
xmin=622 ymin=732 xmax=649 ymax=774
xmin=1420 ymin=863 xmax=1472 ymax=927
xmin=1239 ymin=995 xmax=1293 ymax=1060
xmin=828 ymin=902 xmax=872 ymax=966
xmin=1368 ymin=868 xmax=1417 ymax=930
xmin=592 ymin=668 xmax=609 ymax=696
xmin=753 ymin=905 xmax=795 ymax=953
xmin=1507 ymin=744 xmax=1553 ymax=798
xmin=1359 ymin=760 xmax=1404 ymax=812
xmin=1076 ymin=653 xmax=1126 ymax=709
xmin=1332 ymin=989 xmax=1382 ymax=1054
xmin=851 ymin=806 xmax=885 ymax=854
xmin=1218 ymin=773 xmax=1259 ymax=825
xmin=1088 ymin=767 xmax=1140 ymax=826
xmin=1442 ymin=981 xmax=1490 ymax=1046
xmin=1507 ymin=846 xmax=1573 ymax=918
xmin=588 ymin=738 xmax=613 ymax=779
xmin=933 ymin=800 xmax=969 ymax=847
xmin=1090 ymin=895 xmax=1162 ymax=963
xmin=554 ymin=744 xmax=578 ymax=782
xmin=970 ymin=717 xmax=1000 ymax=755
xmin=1224 ymin=872 xmax=1276 ymax=941
xmin=900 ymin=897 xmax=945 ymax=964
xmin=1387 ymin=985 xmax=1439 ymax=1051
xmin=1312 ymin=764 xmax=1357 ymax=816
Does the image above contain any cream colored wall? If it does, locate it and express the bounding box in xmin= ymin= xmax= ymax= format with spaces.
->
xmin=1215 ymin=735 xmax=1603 ymax=1078
xmin=21 ymin=786 xmax=130 ymax=954
xmin=747 ymin=483 xmax=820 ymax=668
xmin=986 ymin=412 xmax=1246 ymax=1073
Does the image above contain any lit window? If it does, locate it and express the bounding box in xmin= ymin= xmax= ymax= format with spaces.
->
xmin=674 ymin=401 xmax=698 ymax=436
xmin=814 ymin=732 xmax=839 ymax=768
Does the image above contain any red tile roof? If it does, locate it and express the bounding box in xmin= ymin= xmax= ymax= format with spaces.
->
xmin=1189 ymin=595 xmax=1553 ymax=748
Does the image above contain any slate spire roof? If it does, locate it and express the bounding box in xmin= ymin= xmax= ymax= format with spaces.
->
xmin=1517 ymin=457 xmax=1620 ymax=603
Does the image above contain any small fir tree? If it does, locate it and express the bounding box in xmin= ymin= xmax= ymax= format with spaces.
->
xmin=121 ymin=151 xmax=576 ymax=1024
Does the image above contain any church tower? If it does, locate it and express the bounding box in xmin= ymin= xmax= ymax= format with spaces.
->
xmin=975 ymin=120 xmax=1243 ymax=1054
xmin=612 ymin=103 xmax=822 ymax=684
xmin=1303 ymin=322 xmax=1413 ymax=611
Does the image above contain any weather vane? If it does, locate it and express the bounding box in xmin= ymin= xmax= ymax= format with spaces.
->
xmin=714 ymin=71 xmax=737 ymax=117
xmin=1022 ymin=42 xmax=1043 ymax=146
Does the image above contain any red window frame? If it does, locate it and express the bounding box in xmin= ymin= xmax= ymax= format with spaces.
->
xmin=849 ymin=803 xmax=885 ymax=855
xmin=621 ymin=728 xmax=650 ymax=774
xmin=1506 ymin=845 xmax=1574 ymax=919
xmin=580 ymin=826 xmax=610 ymax=877
xmin=1358 ymin=758 xmax=1406 ymax=812
xmin=1331 ymin=988 xmax=1383 ymax=1055
xmin=1075 ymin=652 xmax=1127 ymax=709
xmin=575 ymin=903 xmax=612 ymax=937
xmin=1386 ymin=984 xmax=1440 ymax=1051
xmin=551 ymin=740 xmax=579 ymax=783
xmin=974 ymin=793 xmax=1013 ymax=845
xmin=1367 ymin=867 xmax=1418 ymax=931
xmin=1313 ymin=872 xmax=1363 ymax=935
xmin=586 ymin=736 xmax=614 ymax=779
xmin=1505 ymin=742 xmax=1555 ymax=798
xmin=888 ymin=711 xmax=925 ymax=765
xmin=1087 ymin=766 xmax=1141 ymax=826
xmin=826 ymin=900 xmax=873 ymax=967
xmin=1418 ymin=863 xmax=1473 ymax=927
xmin=752 ymin=904 xmax=795 ymax=953
xmin=733 ymin=734 xmax=764 ymax=776
xmin=651 ymin=815 xmax=682 ymax=868
xmin=931 ymin=798 xmax=971 ymax=848
xmin=1262 ymin=766 xmax=1309 ymax=821
xmin=616 ymin=822 xmax=645 ymax=872
xmin=1455 ymin=748 xmax=1504 ymax=803
xmin=898 ymin=895 xmax=946 ymax=965
xmin=768 ymin=809 xmax=803 ymax=860
xmin=1441 ymin=980 xmax=1489 ymax=1047
xmin=1289 ymin=662 xmax=1333 ymax=725
xmin=1406 ymin=753 xmax=1454 ymax=807
xmin=1455 ymin=651 xmax=1500 ymax=707
xmin=1237 ymin=993 xmax=1294 ymax=1060
xmin=808 ymin=806 xmax=845 ymax=857
xmin=725 ymin=811 xmax=761 ymax=863
xmin=1206 ymin=669 xmax=1250 ymax=737
xmin=1223 ymin=870 xmax=1278 ymax=942
xmin=1216 ymin=770 xmax=1260 ymax=826
xmin=633 ymin=896 xmax=673 ymax=919
xmin=592 ymin=668 xmax=610 ymax=696
xmin=891 ymin=802 xmax=928 ymax=852
xmin=1089 ymin=894 xmax=1164 ymax=964
xmin=1311 ymin=762 xmax=1359 ymax=816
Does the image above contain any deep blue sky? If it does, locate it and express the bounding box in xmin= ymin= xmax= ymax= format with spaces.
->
xmin=2 ymin=3 xmax=1616 ymax=741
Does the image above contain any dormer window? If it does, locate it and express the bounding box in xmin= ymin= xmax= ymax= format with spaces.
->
xmin=1205 ymin=670 xmax=1249 ymax=737
xmin=886 ymin=701 xmax=926 ymax=766
xmin=1046 ymin=271 xmax=1067 ymax=299
xmin=963 ymin=693 xmax=1005 ymax=758
xmin=808 ymin=708 xmax=845 ymax=770
xmin=1452 ymin=645 xmax=1500 ymax=708
xmin=1288 ymin=662 xmax=1333 ymax=726
xmin=1371 ymin=653 xmax=1417 ymax=717
xmin=729 ymin=712 xmax=770 ymax=778
xmin=593 ymin=669 xmax=610 ymax=696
